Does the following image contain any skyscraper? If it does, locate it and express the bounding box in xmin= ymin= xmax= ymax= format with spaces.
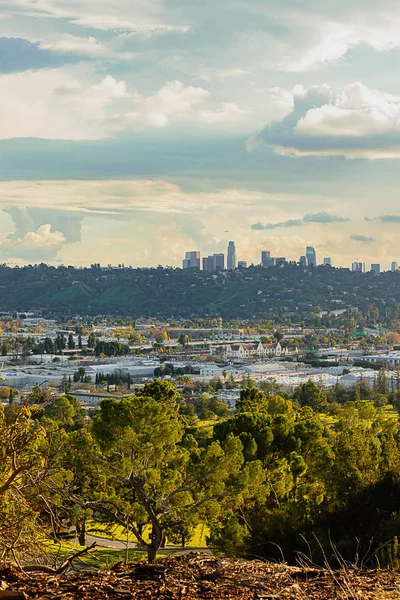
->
xmin=352 ymin=262 xmax=365 ymax=272
xmin=261 ymin=250 xmax=270 ymax=265
xmin=371 ymin=263 xmax=381 ymax=275
xmin=202 ymin=256 xmax=213 ymax=271
xmin=182 ymin=251 xmax=200 ymax=269
xmin=213 ymin=253 xmax=225 ymax=270
xmin=227 ymin=241 xmax=236 ymax=270
xmin=392 ymin=261 xmax=398 ymax=272
xmin=299 ymin=255 xmax=307 ymax=267
xmin=238 ymin=261 xmax=247 ymax=268
xmin=202 ymin=254 xmax=225 ymax=271
xmin=306 ymin=246 xmax=317 ymax=267
xmin=323 ymin=258 xmax=332 ymax=266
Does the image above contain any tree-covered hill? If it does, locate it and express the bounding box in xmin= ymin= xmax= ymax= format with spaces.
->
xmin=1 ymin=263 xmax=400 ymax=319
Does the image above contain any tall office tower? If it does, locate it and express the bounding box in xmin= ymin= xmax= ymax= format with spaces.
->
xmin=275 ymin=257 xmax=286 ymax=266
xmin=213 ymin=253 xmax=225 ymax=270
xmin=306 ymin=246 xmax=317 ymax=267
xmin=261 ymin=250 xmax=271 ymax=265
xmin=182 ymin=251 xmax=200 ymax=269
xmin=352 ymin=262 xmax=365 ymax=272
xmin=323 ymin=258 xmax=332 ymax=266
xmin=392 ymin=261 xmax=398 ymax=272
xmin=237 ymin=261 xmax=247 ymax=268
xmin=202 ymin=256 xmax=213 ymax=271
xmin=227 ymin=241 xmax=236 ymax=270
xmin=299 ymin=255 xmax=307 ymax=267
xmin=371 ymin=263 xmax=381 ymax=275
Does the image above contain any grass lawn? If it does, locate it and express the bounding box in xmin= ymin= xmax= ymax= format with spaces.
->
xmin=87 ymin=521 xmax=209 ymax=548
xmin=47 ymin=540 xmax=147 ymax=570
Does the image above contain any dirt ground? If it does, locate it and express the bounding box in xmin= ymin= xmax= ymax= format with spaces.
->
xmin=1 ymin=553 xmax=400 ymax=599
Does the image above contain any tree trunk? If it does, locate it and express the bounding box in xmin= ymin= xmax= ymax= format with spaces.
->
xmin=181 ymin=533 xmax=186 ymax=548
xmin=76 ymin=520 xmax=86 ymax=546
xmin=147 ymin=522 xmax=163 ymax=563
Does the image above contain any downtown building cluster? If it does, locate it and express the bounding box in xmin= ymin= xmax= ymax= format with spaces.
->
xmin=183 ymin=242 xmax=243 ymax=271
xmin=183 ymin=244 xmax=398 ymax=274
xmin=182 ymin=244 xmax=327 ymax=271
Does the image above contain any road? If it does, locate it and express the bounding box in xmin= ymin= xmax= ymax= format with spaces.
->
xmin=85 ymin=533 xmax=211 ymax=555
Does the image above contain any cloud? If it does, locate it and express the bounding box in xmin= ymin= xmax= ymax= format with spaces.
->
xmin=251 ymin=212 xmax=348 ymax=229
xmin=251 ymin=219 xmax=302 ymax=230
xmin=280 ymin=20 xmax=400 ymax=72
xmin=303 ymin=212 xmax=348 ymax=223
xmin=3 ymin=0 xmax=190 ymax=34
xmin=1 ymin=224 xmax=66 ymax=260
xmin=250 ymin=82 xmax=400 ymax=159
xmin=379 ymin=215 xmax=400 ymax=223
xmin=4 ymin=206 xmax=83 ymax=243
xmin=197 ymin=67 xmax=250 ymax=82
xmin=38 ymin=34 xmax=135 ymax=60
xmin=351 ymin=234 xmax=376 ymax=243
xmin=0 ymin=69 xmax=129 ymax=140
xmin=364 ymin=215 xmax=400 ymax=223
xmin=196 ymin=102 xmax=249 ymax=125
xmin=0 ymin=69 xmax=246 ymax=139
xmin=108 ymin=80 xmax=211 ymax=129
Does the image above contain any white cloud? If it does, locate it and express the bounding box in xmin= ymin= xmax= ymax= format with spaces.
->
xmin=0 ymin=180 xmax=329 ymax=216
xmin=0 ymin=68 xmax=247 ymax=139
xmin=1 ymin=0 xmax=189 ymax=33
xmin=251 ymin=82 xmax=400 ymax=159
xmin=197 ymin=67 xmax=251 ymax=82
xmin=295 ymin=83 xmax=400 ymax=137
xmin=1 ymin=224 xmax=66 ymax=260
xmin=196 ymin=102 xmax=249 ymax=125
xmin=37 ymin=33 xmax=135 ymax=60
xmin=277 ymin=11 xmax=400 ymax=72
xmin=0 ymin=69 xmax=129 ymax=140
xmin=108 ymin=80 xmax=211 ymax=129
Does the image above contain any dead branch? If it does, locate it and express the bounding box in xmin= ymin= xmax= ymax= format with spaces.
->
xmin=22 ymin=542 xmax=96 ymax=574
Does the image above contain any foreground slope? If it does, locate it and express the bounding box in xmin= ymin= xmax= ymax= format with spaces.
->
xmin=1 ymin=554 xmax=400 ymax=599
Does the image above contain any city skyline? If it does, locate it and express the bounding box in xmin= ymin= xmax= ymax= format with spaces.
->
xmin=3 ymin=1 xmax=400 ymax=266
xmin=180 ymin=245 xmax=398 ymax=273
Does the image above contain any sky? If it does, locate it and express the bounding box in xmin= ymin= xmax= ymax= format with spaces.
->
xmin=2 ymin=1 xmax=400 ymax=268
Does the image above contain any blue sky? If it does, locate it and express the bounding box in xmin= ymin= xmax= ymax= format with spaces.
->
xmin=1 ymin=0 xmax=400 ymax=267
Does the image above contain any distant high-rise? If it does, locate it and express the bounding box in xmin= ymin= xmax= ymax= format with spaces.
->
xmin=323 ymin=258 xmax=332 ymax=266
xmin=227 ymin=241 xmax=236 ymax=270
xmin=299 ymin=255 xmax=307 ymax=267
xmin=306 ymin=246 xmax=317 ymax=267
xmin=238 ymin=261 xmax=247 ymax=268
xmin=261 ymin=251 xmax=271 ymax=265
xmin=213 ymin=253 xmax=225 ymax=270
xmin=371 ymin=263 xmax=381 ymax=275
xmin=182 ymin=251 xmax=200 ymax=269
xmin=202 ymin=256 xmax=213 ymax=272
xmin=352 ymin=262 xmax=365 ymax=272
xmin=392 ymin=261 xmax=398 ymax=272
xmin=202 ymin=254 xmax=225 ymax=271
xmin=262 ymin=251 xmax=275 ymax=267
xmin=275 ymin=257 xmax=286 ymax=266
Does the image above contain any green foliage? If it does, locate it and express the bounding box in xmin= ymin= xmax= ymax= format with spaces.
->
xmin=0 ymin=405 xmax=47 ymax=563
xmin=3 ymin=263 xmax=400 ymax=321
xmin=6 ymin=377 xmax=400 ymax=569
